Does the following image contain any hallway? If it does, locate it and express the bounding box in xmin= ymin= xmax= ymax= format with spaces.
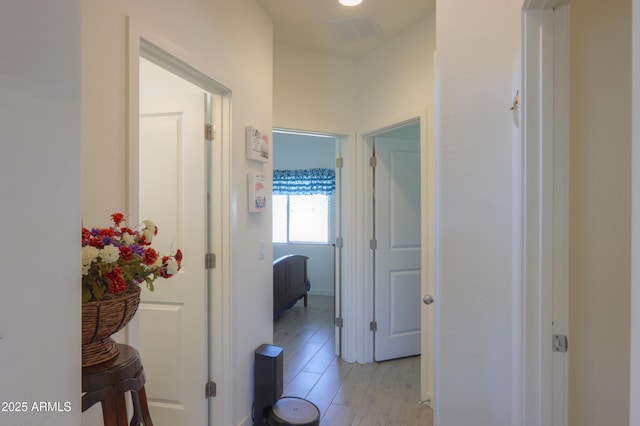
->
xmin=274 ymin=295 xmax=433 ymax=426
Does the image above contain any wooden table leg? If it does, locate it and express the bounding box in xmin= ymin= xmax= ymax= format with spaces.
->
xmin=83 ymin=345 xmax=154 ymax=426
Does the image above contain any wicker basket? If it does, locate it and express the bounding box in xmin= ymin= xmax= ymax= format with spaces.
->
xmin=81 ymin=286 xmax=141 ymax=367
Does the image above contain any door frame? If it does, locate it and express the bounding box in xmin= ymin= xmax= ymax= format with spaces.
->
xmin=519 ymin=2 xmax=570 ymax=425
xmin=632 ymin=1 xmax=640 ymax=424
xmin=126 ymin=18 xmax=233 ymax=426
xmin=354 ymin=107 xmax=434 ymax=404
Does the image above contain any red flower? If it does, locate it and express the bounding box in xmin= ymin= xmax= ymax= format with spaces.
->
xmin=111 ymin=212 xmax=125 ymax=227
xmin=142 ymin=248 xmax=158 ymax=266
xmin=120 ymin=227 xmax=134 ymax=235
xmin=88 ymin=237 xmax=104 ymax=249
xmin=105 ymin=265 xmax=126 ymax=294
xmin=99 ymin=228 xmax=115 ymax=237
xmin=175 ymin=249 xmax=183 ymax=262
xmin=153 ymin=226 xmax=158 ymax=236
xmin=82 ymin=227 xmax=91 ymax=243
xmin=119 ymin=246 xmax=133 ymax=262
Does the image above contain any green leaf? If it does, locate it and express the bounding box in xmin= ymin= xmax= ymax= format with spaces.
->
xmin=92 ymin=284 xmax=106 ymax=301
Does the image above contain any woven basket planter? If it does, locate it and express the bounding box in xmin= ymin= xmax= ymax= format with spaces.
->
xmin=81 ymin=286 xmax=141 ymax=367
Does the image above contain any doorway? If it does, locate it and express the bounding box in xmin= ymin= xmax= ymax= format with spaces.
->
xmin=366 ymin=122 xmax=422 ymax=362
xmin=127 ymin=28 xmax=233 ymax=425
xmin=354 ymin=109 xmax=434 ymax=405
xmin=137 ymin=56 xmax=210 ymax=426
xmin=271 ymin=129 xmax=343 ymax=357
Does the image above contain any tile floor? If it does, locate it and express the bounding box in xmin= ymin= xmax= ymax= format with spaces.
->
xmin=273 ymin=294 xmax=433 ymax=426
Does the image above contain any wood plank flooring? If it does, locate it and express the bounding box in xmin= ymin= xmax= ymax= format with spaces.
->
xmin=273 ymin=295 xmax=433 ymax=426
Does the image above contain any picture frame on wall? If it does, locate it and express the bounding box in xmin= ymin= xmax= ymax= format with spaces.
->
xmin=246 ymin=126 xmax=269 ymax=162
xmin=248 ymin=172 xmax=267 ymax=213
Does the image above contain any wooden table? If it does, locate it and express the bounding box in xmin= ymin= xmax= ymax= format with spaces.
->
xmin=82 ymin=344 xmax=153 ymax=426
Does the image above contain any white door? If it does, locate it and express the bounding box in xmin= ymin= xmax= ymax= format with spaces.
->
xmin=138 ymin=61 xmax=209 ymax=425
xmin=373 ymin=131 xmax=422 ymax=361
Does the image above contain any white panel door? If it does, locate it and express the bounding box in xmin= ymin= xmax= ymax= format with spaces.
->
xmin=374 ymin=136 xmax=422 ymax=361
xmin=138 ymin=90 xmax=208 ymax=425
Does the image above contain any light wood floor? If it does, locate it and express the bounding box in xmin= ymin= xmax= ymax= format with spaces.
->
xmin=273 ymin=295 xmax=433 ymax=426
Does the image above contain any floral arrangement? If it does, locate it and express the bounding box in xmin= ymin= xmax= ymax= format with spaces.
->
xmin=82 ymin=212 xmax=182 ymax=303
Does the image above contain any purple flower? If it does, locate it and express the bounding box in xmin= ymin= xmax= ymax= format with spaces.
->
xmin=131 ymin=244 xmax=145 ymax=256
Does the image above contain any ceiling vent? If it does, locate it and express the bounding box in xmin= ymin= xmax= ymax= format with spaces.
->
xmin=328 ymin=16 xmax=382 ymax=42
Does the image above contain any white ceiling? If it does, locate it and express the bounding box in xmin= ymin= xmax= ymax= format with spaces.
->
xmin=254 ymin=0 xmax=436 ymax=58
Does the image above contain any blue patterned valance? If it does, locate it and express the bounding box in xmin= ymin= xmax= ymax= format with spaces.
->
xmin=273 ymin=168 xmax=335 ymax=195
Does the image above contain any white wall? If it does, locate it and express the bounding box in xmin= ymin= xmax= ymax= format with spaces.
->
xmin=273 ymin=133 xmax=336 ymax=170
xmin=81 ymin=1 xmax=273 ymax=424
xmin=273 ymin=45 xmax=357 ymax=134
xmin=570 ymin=1 xmax=631 ymax=425
xmin=357 ymin=14 xmax=435 ymax=142
xmin=0 ymin=0 xmax=81 ymax=424
xmin=274 ymin=14 xmax=434 ymax=134
xmin=434 ymin=0 xmax=519 ymax=424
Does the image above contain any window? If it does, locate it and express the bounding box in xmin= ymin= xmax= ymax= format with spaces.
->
xmin=273 ymin=168 xmax=334 ymax=244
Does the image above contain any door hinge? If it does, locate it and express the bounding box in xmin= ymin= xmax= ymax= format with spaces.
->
xmin=205 ymin=253 xmax=216 ymax=269
xmin=205 ymin=124 xmax=216 ymax=141
xmin=370 ymin=321 xmax=377 ymax=332
xmin=552 ymin=334 xmax=568 ymax=353
xmin=335 ymin=317 xmax=343 ymax=328
xmin=336 ymin=157 xmax=344 ymax=168
xmin=369 ymin=156 xmax=377 ymax=168
xmin=335 ymin=237 xmax=344 ymax=249
xmin=205 ymin=381 xmax=216 ymax=398
xmin=369 ymin=239 xmax=377 ymax=250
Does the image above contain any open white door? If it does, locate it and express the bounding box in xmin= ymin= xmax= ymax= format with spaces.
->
xmin=372 ymin=126 xmax=422 ymax=361
xmin=137 ymin=58 xmax=209 ymax=425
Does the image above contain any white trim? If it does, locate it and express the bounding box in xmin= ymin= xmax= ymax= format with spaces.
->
xmin=522 ymin=0 xmax=568 ymax=9
xmin=520 ymin=4 xmax=570 ymax=426
xmin=308 ymin=289 xmax=335 ymax=297
xmin=126 ymin=18 xmax=234 ymax=426
xmin=631 ymin=0 xmax=640 ymax=424
xmin=551 ymin=7 xmax=570 ymax=426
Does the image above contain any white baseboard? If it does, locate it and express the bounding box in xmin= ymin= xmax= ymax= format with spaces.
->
xmin=308 ymin=289 xmax=334 ymax=297
xmin=238 ymin=412 xmax=252 ymax=426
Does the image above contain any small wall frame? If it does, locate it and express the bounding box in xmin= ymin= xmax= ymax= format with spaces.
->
xmin=248 ymin=172 xmax=267 ymax=213
xmin=246 ymin=126 xmax=269 ymax=162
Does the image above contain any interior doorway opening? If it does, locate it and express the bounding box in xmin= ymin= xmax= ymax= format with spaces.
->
xmin=354 ymin=109 xmax=434 ymax=406
xmin=126 ymin=25 xmax=233 ymax=425
xmin=271 ymin=129 xmax=345 ymax=358
xmin=365 ymin=121 xmax=422 ymax=363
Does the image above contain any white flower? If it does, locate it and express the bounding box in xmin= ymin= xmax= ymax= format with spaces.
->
xmin=82 ymin=246 xmax=100 ymax=266
xmin=82 ymin=264 xmax=91 ymax=276
xmin=122 ymin=232 xmax=135 ymax=245
xmin=100 ymin=244 xmax=120 ymax=263
xmin=142 ymin=219 xmax=155 ymax=231
xmin=142 ymin=229 xmax=154 ymax=244
xmin=166 ymin=258 xmax=179 ymax=275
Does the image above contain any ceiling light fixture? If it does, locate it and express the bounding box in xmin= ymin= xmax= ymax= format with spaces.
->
xmin=339 ymin=0 xmax=363 ymax=6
